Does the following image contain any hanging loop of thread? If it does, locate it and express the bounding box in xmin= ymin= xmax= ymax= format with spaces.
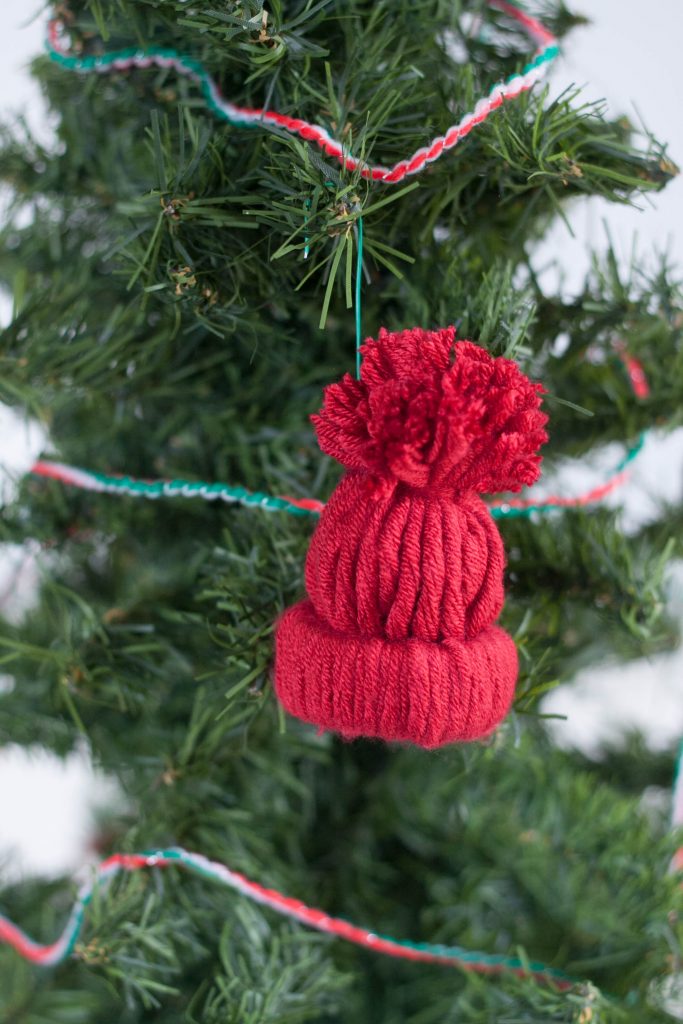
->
xmin=355 ymin=216 xmax=364 ymax=378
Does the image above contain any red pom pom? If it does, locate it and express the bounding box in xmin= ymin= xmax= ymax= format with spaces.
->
xmin=313 ymin=326 xmax=548 ymax=494
xmin=274 ymin=326 xmax=548 ymax=748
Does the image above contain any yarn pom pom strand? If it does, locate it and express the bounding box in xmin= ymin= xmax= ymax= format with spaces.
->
xmin=313 ymin=327 xmax=547 ymax=495
xmin=275 ymin=327 xmax=548 ymax=748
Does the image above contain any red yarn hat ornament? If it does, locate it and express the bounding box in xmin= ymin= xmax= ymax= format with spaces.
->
xmin=275 ymin=326 xmax=548 ymax=748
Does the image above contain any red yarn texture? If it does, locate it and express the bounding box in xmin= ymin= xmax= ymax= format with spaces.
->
xmin=275 ymin=327 xmax=548 ymax=748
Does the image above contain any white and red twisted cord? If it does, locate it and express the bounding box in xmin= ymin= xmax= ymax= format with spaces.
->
xmin=2 ymin=742 xmax=678 ymax=981
xmin=47 ymin=1 xmax=559 ymax=184
xmin=28 ymin=340 xmax=650 ymax=520
xmin=673 ymin=744 xmax=683 ymax=873
xmin=27 ymin=435 xmax=644 ymax=521
xmin=27 ymin=352 xmax=648 ymax=520
xmin=0 ymin=846 xmax=573 ymax=987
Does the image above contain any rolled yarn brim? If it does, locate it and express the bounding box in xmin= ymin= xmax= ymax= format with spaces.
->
xmin=274 ymin=600 xmax=518 ymax=748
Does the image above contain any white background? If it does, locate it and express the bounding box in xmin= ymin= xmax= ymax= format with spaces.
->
xmin=0 ymin=3 xmax=682 ymax=880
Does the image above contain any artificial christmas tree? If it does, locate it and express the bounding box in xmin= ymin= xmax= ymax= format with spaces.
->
xmin=1 ymin=1 xmax=682 ymax=1021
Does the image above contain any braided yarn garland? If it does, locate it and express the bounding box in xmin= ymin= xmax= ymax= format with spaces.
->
xmin=28 ymin=432 xmax=644 ymax=520
xmin=0 ymin=846 xmax=573 ymax=987
xmin=0 ymin=732 xmax=678 ymax=980
xmin=47 ymin=1 xmax=558 ymax=185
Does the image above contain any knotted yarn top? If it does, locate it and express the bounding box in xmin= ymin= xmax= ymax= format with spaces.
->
xmin=302 ymin=326 xmax=548 ymax=646
xmin=312 ymin=326 xmax=548 ymax=496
